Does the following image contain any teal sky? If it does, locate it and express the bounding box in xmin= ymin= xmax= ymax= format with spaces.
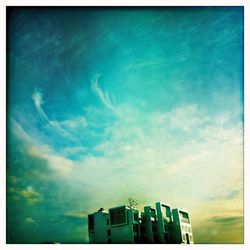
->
xmin=7 ymin=7 xmax=243 ymax=243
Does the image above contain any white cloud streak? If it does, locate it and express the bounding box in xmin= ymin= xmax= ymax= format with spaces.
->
xmin=10 ymin=118 xmax=33 ymax=143
xmin=91 ymin=74 xmax=123 ymax=118
xmin=31 ymin=88 xmax=84 ymax=142
xmin=28 ymin=145 xmax=75 ymax=176
xmin=31 ymin=89 xmax=50 ymax=122
xmin=124 ymin=58 xmax=170 ymax=71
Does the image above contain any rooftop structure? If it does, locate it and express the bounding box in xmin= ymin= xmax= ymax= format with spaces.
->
xmin=88 ymin=201 xmax=194 ymax=244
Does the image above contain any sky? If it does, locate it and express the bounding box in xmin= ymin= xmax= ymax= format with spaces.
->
xmin=7 ymin=7 xmax=243 ymax=243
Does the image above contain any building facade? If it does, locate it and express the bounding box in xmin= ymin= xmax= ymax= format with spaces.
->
xmin=88 ymin=201 xmax=194 ymax=244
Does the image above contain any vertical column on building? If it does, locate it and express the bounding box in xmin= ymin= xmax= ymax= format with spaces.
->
xmin=155 ymin=202 xmax=173 ymax=243
xmin=144 ymin=206 xmax=154 ymax=243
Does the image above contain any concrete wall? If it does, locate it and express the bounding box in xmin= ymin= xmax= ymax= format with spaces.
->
xmin=109 ymin=208 xmax=135 ymax=243
xmin=171 ymin=208 xmax=194 ymax=244
xmin=110 ymin=225 xmax=134 ymax=243
xmin=89 ymin=211 xmax=109 ymax=243
xmin=156 ymin=202 xmax=172 ymax=243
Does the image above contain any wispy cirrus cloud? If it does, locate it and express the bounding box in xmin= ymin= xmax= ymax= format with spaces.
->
xmin=124 ymin=58 xmax=169 ymax=71
xmin=32 ymin=88 xmax=49 ymax=122
xmin=58 ymin=117 xmax=88 ymax=129
xmin=31 ymin=88 xmax=81 ymax=142
xmin=91 ymin=74 xmax=122 ymax=118
xmin=49 ymin=116 xmax=88 ymax=132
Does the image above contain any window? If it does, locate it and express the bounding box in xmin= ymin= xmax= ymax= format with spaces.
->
xmin=110 ymin=207 xmax=126 ymax=225
xmin=108 ymin=239 xmax=112 ymax=243
xmin=107 ymin=229 xmax=111 ymax=236
xmin=107 ymin=219 xmax=109 ymax=225
xmin=180 ymin=211 xmax=190 ymax=223
xmin=88 ymin=214 xmax=94 ymax=230
xmin=182 ymin=234 xmax=186 ymax=241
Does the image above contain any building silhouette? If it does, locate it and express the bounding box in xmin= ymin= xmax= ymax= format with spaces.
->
xmin=88 ymin=201 xmax=194 ymax=244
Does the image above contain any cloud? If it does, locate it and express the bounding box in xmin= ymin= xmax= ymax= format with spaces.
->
xmin=31 ymin=88 xmax=79 ymax=142
xmin=9 ymin=118 xmax=76 ymax=179
xmin=11 ymin=100 xmax=243 ymax=208
xmin=193 ymin=210 xmax=243 ymax=243
xmin=20 ymin=186 xmax=43 ymax=205
xmin=9 ymin=100 xmax=243 ymax=243
xmin=10 ymin=186 xmax=43 ymax=206
xmin=10 ymin=118 xmax=33 ymax=143
xmin=31 ymin=88 xmax=50 ymax=122
xmin=49 ymin=116 xmax=88 ymax=141
xmin=212 ymin=216 xmax=243 ymax=225
xmin=62 ymin=146 xmax=87 ymax=157
xmin=57 ymin=117 xmax=88 ymax=129
xmin=28 ymin=145 xmax=75 ymax=176
xmin=63 ymin=210 xmax=88 ymax=219
xmin=169 ymin=104 xmax=200 ymax=131
xmin=208 ymin=189 xmax=243 ymax=202
xmin=124 ymin=58 xmax=169 ymax=71
xmin=91 ymin=74 xmax=122 ymax=118
xmin=80 ymin=104 xmax=243 ymax=210
xmin=25 ymin=217 xmax=36 ymax=224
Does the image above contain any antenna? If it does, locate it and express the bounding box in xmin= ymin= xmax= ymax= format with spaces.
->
xmin=128 ymin=198 xmax=138 ymax=210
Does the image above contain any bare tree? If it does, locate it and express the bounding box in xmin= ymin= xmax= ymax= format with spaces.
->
xmin=128 ymin=198 xmax=138 ymax=210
